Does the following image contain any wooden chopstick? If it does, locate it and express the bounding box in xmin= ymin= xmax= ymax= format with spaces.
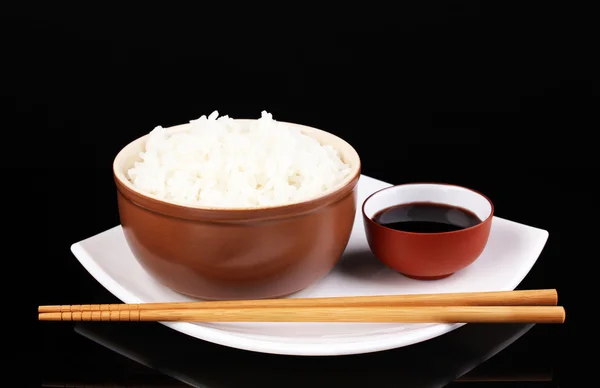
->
xmin=38 ymin=305 xmax=566 ymax=323
xmin=38 ymin=289 xmax=558 ymax=313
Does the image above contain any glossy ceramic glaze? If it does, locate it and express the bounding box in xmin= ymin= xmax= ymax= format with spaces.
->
xmin=113 ymin=120 xmax=361 ymax=300
xmin=362 ymin=183 xmax=494 ymax=280
xmin=71 ymin=174 xmax=549 ymax=356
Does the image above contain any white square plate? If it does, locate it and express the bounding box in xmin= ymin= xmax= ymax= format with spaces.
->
xmin=71 ymin=174 xmax=549 ymax=356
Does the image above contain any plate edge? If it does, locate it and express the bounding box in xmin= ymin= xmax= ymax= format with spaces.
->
xmin=67 ymin=174 xmax=551 ymax=356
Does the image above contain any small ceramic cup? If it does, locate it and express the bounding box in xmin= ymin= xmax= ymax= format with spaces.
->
xmin=362 ymin=183 xmax=494 ymax=280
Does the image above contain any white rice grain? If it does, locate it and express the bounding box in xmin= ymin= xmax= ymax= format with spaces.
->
xmin=127 ymin=111 xmax=351 ymax=208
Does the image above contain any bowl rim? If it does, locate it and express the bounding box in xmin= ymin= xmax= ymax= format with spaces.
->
xmin=361 ymin=182 xmax=495 ymax=236
xmin=113 ymin=118 xmax=361 ymax=215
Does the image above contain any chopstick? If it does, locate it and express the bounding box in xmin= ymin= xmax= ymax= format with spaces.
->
xmin=38 ymin=289 xmax=558 ymax=313
xmin=38 ymin=290 xmax=565 ymax=324
xmin=38 ymin=305 xmax=565 ymax=323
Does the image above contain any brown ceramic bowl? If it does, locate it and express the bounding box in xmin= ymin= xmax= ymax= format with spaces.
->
xmin=362 ymin=183 xmax=494 ymax=280
xmin=113 ymin=120 xmax=361 ymax=300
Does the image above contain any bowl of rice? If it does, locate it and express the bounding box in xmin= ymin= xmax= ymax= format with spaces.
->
xmin=113 ymin=111 xmax=361 ymax=300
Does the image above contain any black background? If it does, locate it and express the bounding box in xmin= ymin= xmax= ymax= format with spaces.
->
xmin=2 ymin=2 xmax=593 ymax=385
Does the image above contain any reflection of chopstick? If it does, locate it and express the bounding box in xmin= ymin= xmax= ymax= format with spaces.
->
xmin=42 ymin=381 xmax=186 ymax=387
xmin=39 ymin=289 xmax=558 ymax=313
xmin=455 ymin=367 xmax=553 ymax=382
xmin=41 ymin=371 xmax=554 ymax=386
xmin=38 ymin=305 xmax=565 ymax=323
xmin=455 ymin=373 xmax=553 ymax=382
xmin=41 ymin=372 xmax=554 ymax=387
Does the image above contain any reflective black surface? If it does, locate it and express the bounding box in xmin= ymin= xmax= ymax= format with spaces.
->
xmin=65 ymin=322 xmax=543 ymax=387
xmin=5 ymin=2 xmax=588 ymax=386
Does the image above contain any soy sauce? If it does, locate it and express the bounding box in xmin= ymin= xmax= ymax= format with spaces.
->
xmin=373 ymin=202 xmax=481 ymax=233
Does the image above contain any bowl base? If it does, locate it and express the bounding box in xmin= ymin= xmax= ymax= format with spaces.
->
xmin=400 ymin=272 xmax=454 ymax=281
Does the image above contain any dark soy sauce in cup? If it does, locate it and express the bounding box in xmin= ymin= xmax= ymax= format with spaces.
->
xmin=373 ymin=202 xmax=482 ymax=233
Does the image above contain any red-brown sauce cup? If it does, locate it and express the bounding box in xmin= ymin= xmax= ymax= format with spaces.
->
xmin=362 ymin=183 xmax=494 ymax=280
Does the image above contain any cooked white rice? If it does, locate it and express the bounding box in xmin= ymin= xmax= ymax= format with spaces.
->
xmin=127 ymin=111 xmax=352 ymax=207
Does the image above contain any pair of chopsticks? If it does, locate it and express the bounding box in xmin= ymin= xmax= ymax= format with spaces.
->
xmin=38 ymin=289 xmax=565 ymax=324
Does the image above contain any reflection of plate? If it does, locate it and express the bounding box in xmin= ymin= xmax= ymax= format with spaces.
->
xmin=74 ymin=322 xmax=536 ymax=388
xmin=70 ymin=174 xmax=549 ymax=356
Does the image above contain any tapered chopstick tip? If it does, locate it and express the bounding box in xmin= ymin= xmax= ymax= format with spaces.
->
xmin=39 ymin=305 xmax=62 ymax=313
xmin=39 ymin=312 xmax=62 ymax=321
